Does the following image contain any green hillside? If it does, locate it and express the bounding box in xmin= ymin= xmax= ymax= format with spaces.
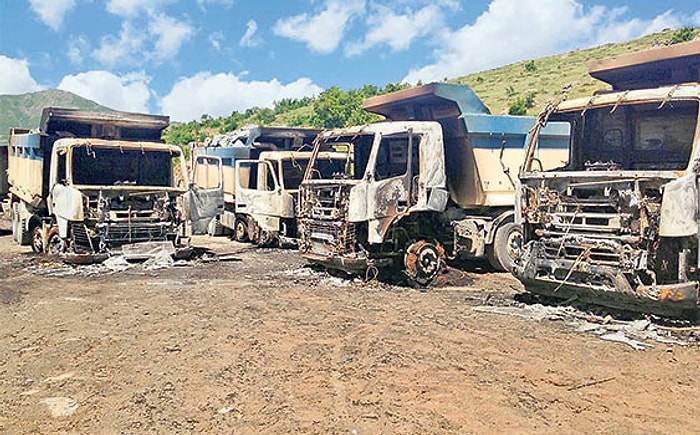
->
xmin=451 ymin=29 xmax=697 ymax=115
xmin=0 ymin=89 xmax=112 ymax=142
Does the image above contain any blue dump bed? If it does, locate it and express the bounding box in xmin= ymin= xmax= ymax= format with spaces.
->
xmin=363 ymin=83 xmax=570 ymax=208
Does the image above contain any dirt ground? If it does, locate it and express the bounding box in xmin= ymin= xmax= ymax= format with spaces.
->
xmin=0 ymin=233 xmax=699 ymax=434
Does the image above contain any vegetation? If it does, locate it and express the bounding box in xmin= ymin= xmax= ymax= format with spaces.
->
xmin=670 ymin=27 xmax=697 ymax=45
xmin=0 ymin=90 xmax=111 ymax=142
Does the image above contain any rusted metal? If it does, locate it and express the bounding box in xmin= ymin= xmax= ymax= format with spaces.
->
xmin=516 ymin=43 xmax=700 ymax=317
xmin=4 ymin=107 xmax=198 ymax=261
xmin=299 ymin=83 xmax=570 ymax=282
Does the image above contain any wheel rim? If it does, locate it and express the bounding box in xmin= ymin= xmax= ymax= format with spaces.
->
xmin=47 ymin=232 xmax=65 ymax=255
xmin=31 ymin=227 xmax=44 ymax=253
xmin=506 ymin=228 xmax=523 ymax=262
xmin=235 ymin=220 xmax=247 ymax=241
xmin=404 ymin=240 xmax=444 ymax=285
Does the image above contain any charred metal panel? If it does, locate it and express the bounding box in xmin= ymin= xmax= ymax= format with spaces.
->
xmin=589 ymin=40 xmax=700 ymax=90
xmin=659 ymin=173 xmax=698 ymax=237
xmin=517 ymin=81 xmax=700 ymax=315
xmin=40 ymin=107 xmax=169 ymax=142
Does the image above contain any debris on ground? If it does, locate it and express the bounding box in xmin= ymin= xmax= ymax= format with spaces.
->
xmin=473 ymin=302 xmax=699 ymax=350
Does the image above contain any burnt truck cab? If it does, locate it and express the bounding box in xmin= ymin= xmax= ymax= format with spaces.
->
xmin=47 ymin=138 xmax=190 ymax=259
xmin=298 ymin=83 xmax=569 ymax=284
xmin=298 ymin=121 xmax=449 ymax=275
xmin=516 ymin=40 xmax=700 ymax=316
xmin=233 ymin=150 xmax=347 ymax=246
xmin=6 ymin=107 xmax=219 ymax=261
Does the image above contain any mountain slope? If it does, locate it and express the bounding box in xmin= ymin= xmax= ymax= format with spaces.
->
xmin=0 ymin=89 xmax=112 ymax=142
xmin=451 ymin=29 xmax=694 ymax=115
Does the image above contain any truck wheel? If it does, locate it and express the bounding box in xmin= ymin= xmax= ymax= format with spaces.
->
xmin=31 ymin=226 xmax=44 ymax=253
xmin=488 ymin=222 xmax=522 ymax=272
xmin=11 ymin=203 xmax=20 ymax=244
xmin=207 ymin=218 xmax=224 ymax=237
xmin=234 ymin=219 xmax=249 ymax=242
xmin=403 ymin=240 xmax=445 ymax=286
xmin=12 ymin=203 xmax=31 ymax=246
xmin=46 ymin=228 xmax=66 ymax=255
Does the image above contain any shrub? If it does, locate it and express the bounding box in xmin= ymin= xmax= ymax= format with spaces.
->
xmin=669 ymin=27 xmax=696 ymax=45
xmin=524 ymin=60 xmax=537 ymax=72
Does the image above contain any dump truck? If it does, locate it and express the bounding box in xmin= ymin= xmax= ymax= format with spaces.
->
xmin=515 ymin=40 xmax=700 ymax=317
xmin=1 ymin=107 xmax=219 ymax=261
xmin=297 ymin=83 xmax=569 ymax=284
xmin=232 ymin=150 xmax=347 ymax=246
xmin=190 ymin=125 xmax=320 ymax=239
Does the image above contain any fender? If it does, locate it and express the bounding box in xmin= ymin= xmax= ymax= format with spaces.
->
xmin=485 ymin=210 xmax=515 ymax=245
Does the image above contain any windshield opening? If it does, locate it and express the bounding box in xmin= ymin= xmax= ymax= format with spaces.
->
xmin=308 ymin=134 xmax=374 ymax=180
xmin=283 ymin=157 xmax=347 ymax=189
xmin=72 ymin=146 xmax=175 ymax=187
xmin=544 ymin=100 xmax=697 ymax=172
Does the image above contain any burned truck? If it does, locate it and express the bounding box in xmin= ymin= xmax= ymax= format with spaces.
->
xmin=232 ymin=150 xmax=347 ymax=246
xmin=190 ymin=125 xmax=320 ymax=240
xmin=515 ymin=40 xmax=700 ymax=316
xmin=297 ymin=83 xmax=569 ymax=284
xmin=2 ymin=107 xmax=208 ymax=260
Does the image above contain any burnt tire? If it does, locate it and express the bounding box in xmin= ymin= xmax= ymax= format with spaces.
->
xmin=488 ymin=222 xmax=522 ymax=273
xmin=11 ymin=203 xmax=31 ymax=246
xmin=403 ymin=240 xmax=445 ymax=287
xmin=207 ymin=218 xmax=224 ymax=237
xmin=31 ymin=225 xmax=44 ymax=253
xmin=234 ymin=218 xmax=249 ymax=242
xmin=46 ymin=228 xmax=66 ymax=255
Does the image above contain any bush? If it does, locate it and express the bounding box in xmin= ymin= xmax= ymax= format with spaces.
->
xmin=524 ymin=60 xmax=537 ymax=72
xmin=508 ymin=91 xmax=537 ymax=116
xmin=669 ymin=27 xmax=696 ymax=45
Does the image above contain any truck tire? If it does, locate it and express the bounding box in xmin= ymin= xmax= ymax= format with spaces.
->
xmin=31 ymin=226 xmax=44 ymax=253
xmin=234 ymin=219 xmax=249 ymax=242
xmin=403 ymin=240 xmax=445 ymax=287
xmin=46 ymin=228 xmax=66 ymax=255
xmin=207 ymin=218 xmax=224 ymax=237
xmin=12 ymin=203 xmax=31 ymax=246
xmin=488 ymin=222 xmax=522 ymax=272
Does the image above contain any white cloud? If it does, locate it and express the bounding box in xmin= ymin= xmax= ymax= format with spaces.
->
xmin=93 ymin=22 xmax=145 ymax=66
xmin=197 ymin=0 xmax=234 ymax=7
xmin=240 ymin=20 xmax=261 ymax=48
xmin=149 ymin=13 xmax=195 ymax=60
xmin=0 ymin=56 xmax=43 ymax=94
xmin=67 ymin=35 xmax=90 ymax=65
xmin=209 ymin=32 xmax=224 ymax=50
xmin=29 ymin=0 xmax=76 ymax=31
xmin=106 ymin=0 xmax=175 ymax=16
xmin=92 ymin=13 xmax=192 ymax=65
xmin=347 ymin=4 xmax=443 ymax=56
xmin=273 ymin=0 xmax=366 ymax=54
xmin=403 ymin=0 xmax=694 ymax=84
xmin=58 ymin=71 xmax=152 ymax=113
xmin=160 ymin=72 xmax=323 ymax=122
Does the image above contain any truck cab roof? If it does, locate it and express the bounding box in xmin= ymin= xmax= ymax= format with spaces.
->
xmin=588 ymin=39 xmax=700 ymax=90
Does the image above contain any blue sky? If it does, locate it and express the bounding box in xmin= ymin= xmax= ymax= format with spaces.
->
xmin=1 ymin=0 xmax=698 ymax=122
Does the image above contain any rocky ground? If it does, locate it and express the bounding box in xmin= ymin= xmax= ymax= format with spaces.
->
xmin=0 ymin=233 xmax=698 ymax=434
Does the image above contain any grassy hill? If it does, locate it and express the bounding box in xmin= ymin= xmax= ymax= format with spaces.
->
xmin=0 ymin=89 xmax=112 ymax=142
xmin=451 ymin=29 xmax=693 ymax=116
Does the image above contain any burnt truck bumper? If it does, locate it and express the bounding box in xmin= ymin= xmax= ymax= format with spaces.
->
xmin=301 ymin=251 xmax=392 ymax=273
xmin=515 ymin=253 xmax=700 ymax=317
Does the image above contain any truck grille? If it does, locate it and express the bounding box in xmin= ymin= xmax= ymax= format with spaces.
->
xmin=303 ymin=219 xmax=357 ymax=255
xmin=102 ymin=222 xmax=172 ymax=244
